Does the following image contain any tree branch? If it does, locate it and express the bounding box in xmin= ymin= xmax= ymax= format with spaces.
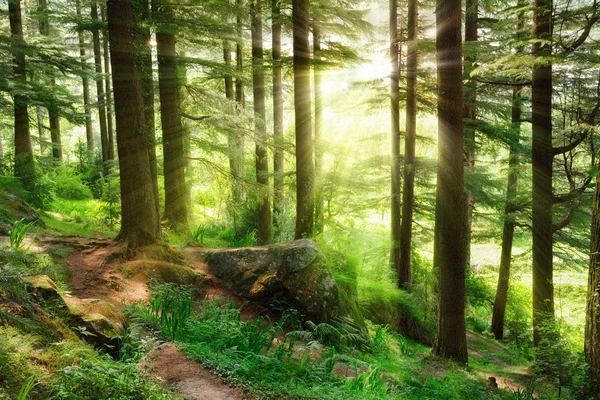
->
xmin=552 ymin=132 xmax=588 ymax=156
xmin=475 ymin=79 xmax=531 ymax=87
xmin=552 ymin=208 xmax=576 ymax=233
xmin=182 ymin=113 xmax=211 ymax=121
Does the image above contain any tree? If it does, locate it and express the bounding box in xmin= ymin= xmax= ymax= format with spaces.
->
xmin=389 ymin=0 xmax=401 ymax=276
xmin=107 ymin=0 xmax=161 ymax=250
xmin=251 ymin=0 xmax=271 ymax=245
xmin=399 ymin=0 xmax=417 ymax=287
xmin=76 ymin=0 xmax=94 ymax=152
xmin=9 ymin=0 xmax=34 ymax=189
xmin=101 ymin=5 xmax=115 ymax=161
xmin=293 ymin=0 xmax=314 ymax=239
xmin=531 ymin=0 xmax=554 ymax=348
xmin=272 ymin=0 xmax=284 ymax=238
xmin=463 ymin=0 xmax=477 ymax=268
xmin=38 ymin=0 xmax=62 ymax=160
xmin=431 ymin=0 xmax=468 ymax=363
xmin=491 ymin=3 xmax=526 ymax=340
xmin=154 ymin=0 xmax=189 ymax=233
xmin=91 ymin=1 xmax=109 ymax=174
xmin=313 ymin=20 xmax=324 ymax=235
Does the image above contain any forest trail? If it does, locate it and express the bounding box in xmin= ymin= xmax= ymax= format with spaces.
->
xmin=33 ymin=235 xmax=250 ymax=400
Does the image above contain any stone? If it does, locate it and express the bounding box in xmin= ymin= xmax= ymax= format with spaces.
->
xmin=25 ymin=275 xmax=125 ymax=354
xmin=205 ymin=239 xmax=364 ymax=328
xmin=0 ymin=189 xmax=45 ymax=235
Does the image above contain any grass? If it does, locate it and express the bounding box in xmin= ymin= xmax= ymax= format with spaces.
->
xmin=131 ymin=285 xmax=565 ymax=400
xmin=41 ymin=198 xmax=118 ymax=238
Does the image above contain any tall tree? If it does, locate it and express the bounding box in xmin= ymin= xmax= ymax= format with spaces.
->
xmin=531 ymin=0 xmax=554 ymax=348
xmin=9 ymin=0 xmax=34 ymax=188
xmin=272 ymin=0 xmax=284 ymax=238
xmin=154 ymin=0 xmax=189 ymax=232
xmin=251 ymin=0 xmax=271 ymax=245
xmin=139 ymin=0 xmax=161 ymax=226
xmin=293 ymin=0 xmax=314 ymax=239
xmin=231 ymin=0 xmax=245 ymax=204
xmin=463 ymin=0 xmax=477 ymax=268
xmin=38 ymin=0 xmax=62 ymax=160
xmin=431 ymin=0 xmax=468 ymax=363
xmin=313 ymin=21 xmax=324 ymax=235
xmin=491 ymin=4 xmax=525 ymax=340
xmin=76 ymin=0 xmax=94 ymax=151
xmin=399 ymin=0 xmax=417 ymax=287
xmin=389 ymin=0 xmax=401 ymax=276
xmin=107 ymin=0 xmax=161 ymax=250
xmin=101 ymin=5 xmax=115 ymax=161
xmin=91 ymin=2 xmax=109 ymax=174
xmin=586 ymin=161 xmax=600 ymax=397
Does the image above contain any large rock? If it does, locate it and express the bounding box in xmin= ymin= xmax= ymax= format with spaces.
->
xmin=0 ymin=188 xmax=45 ymax=235
xmin=25 ymin=275 xmax=125 ymax=354
xmin=206 ymin=239 xmax=363 ymax=327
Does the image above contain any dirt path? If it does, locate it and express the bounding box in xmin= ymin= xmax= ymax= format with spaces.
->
xmin=35 ymin=235 xmax=249 ymax=400
xmin=142 ymin=344 xmax=248 ymax=400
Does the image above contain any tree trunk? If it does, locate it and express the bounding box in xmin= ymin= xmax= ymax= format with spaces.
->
xmin=491 ymin=6 xmax=525 ymax=340
xmin=154 ymin=0 xmax=189 ymax=233
xmin=139 ymin=0 xmax=160 ymax=226
xmin=107 ymin=0 xmax=161 ymax=250
xmin=531 ymin=0 xmax=554 ymax=348
xmin=101 ymin=5 xmax=115 ymax=161
xmin=9 ymin=0 xmax=34 ymax=188
xmin=251 ymin=0 xmax=271 ymax=245
xmin=292 ymin=0 xmax=314 ymax=239
xmin=399 ymin=0 xmax=417 ymax=287
xmin=389 ymin=0 xmax=401 ymax=277
xmin=586 ymin=167 xmax=600 ymax=396
xmin=233 ymin=0 xmax=245 ymax=203
xmin=224 ymin=40 xmax=244 ymax=204
xmin=313 ymin=23 xmax=324 ymax=235
xmin=76 ymin=0 xmax=94 ymax=152
xmin=491 ymin=87 xmax=521 ymax=340
xmin=36 ymin=107 xmax=45 ymax=155
xmin=463 ymin=0 xmax=478 ymax=269
xmin=38 ymin=0 xmax=62 ymax=160
xmin=272 ymin=0 xmax=284 ymax=238
xmin=431 ymin=0 xmax=468 ymax=364
xmin=92 ymin=3 xmax=109 ymax=174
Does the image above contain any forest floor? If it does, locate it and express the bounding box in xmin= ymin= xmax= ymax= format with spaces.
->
xmin=18 ymin=230 xmax=541 ymax=399
xmin=0 ymin=207 xmax=555 ymax=399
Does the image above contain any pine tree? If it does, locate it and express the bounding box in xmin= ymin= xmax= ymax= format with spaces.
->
xmin=91 ymin=1 xmax=109 ymax=174
xmin=389 ymin=0 xmax=401 ymax=273
xmin=272 ymin=0 xmax=284 ymax=238
xmin=293 ymin=0 xmax=314 ymax=239
xmin=76 ymin=0 xmax=94 ymax=152
xmin=107 ymin=0 xmax=162 ymax=250
xmin=431 ymin=0 xmax=468 ymax=363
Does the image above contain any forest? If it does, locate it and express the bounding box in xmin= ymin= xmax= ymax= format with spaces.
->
xmin=0 ymin=0 xmax=599 ymax=398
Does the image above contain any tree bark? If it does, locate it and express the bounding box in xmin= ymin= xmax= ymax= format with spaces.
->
xmin=107 ymin=0 xmax=161 ymax=250
xmin=38 ymin=0 xmax=62 ymax=160
xmin=92 ymin=3 xmax=109 ymax=174
xmin=491 ymin=6 xmax=525 ymax=340
xmin=251 ymin=0 xmax=271 ymax=245
xmin=154 ymin=0 xmax=189 ymax=233
xmin=531 ymin=0 xmax=554 ymax=348
xmin=272 ymin=0 xmax=284 ymax=238
xmin=9 ymin=0 xmax=34 ymax=188
xmin=232 ymin=0 xmax=245 ymax=204
xmin=432 ymin=0 xmax=468 ymax=364
xmin=293 ymin=0 xmax=314 ymax=239
xmin=389 ymin=0 xmax=401 ymax=278
xmin=76 ymin=0 xmax=94 ymax=152
xmin=463 ymin=0 xmax=478 ymax=269
xmin=139 ymin=0 xmax=161 ymax=226
xmin=399 ymin=0 xmax=417 ymax=287
xmin=313 ymin=23 xmax=324 ymax=235
xmin=491 ymin=87 xmax=522 ymax=340
xmin=101 ymin=5 xmax=115 ymax=161
xmin=586 ymin=167 xmax=600 ymax=395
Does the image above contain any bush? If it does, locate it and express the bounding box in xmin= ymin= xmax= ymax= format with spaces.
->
xmin=54 ymin=173 xmax=93 ymax=200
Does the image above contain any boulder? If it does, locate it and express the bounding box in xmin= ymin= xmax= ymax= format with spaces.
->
xmin=0 ymin=188 xmax=45 ymax=235
xmin=205 ymin=239 xmax=364 ymax=327
xmin=25 ymin=275 xmax=125 ymax=354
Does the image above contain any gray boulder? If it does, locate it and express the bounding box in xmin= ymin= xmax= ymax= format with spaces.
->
xmin=206 ymin=239 xmax=364 ymax=327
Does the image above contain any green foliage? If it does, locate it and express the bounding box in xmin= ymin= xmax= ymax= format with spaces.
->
xmin=145 ymin=282 xmax=194 ymax=341
xmin=52 ymin=167 xmax=93 ymax=200
xmin=17 ymin=375 xmax=37 ymax=400
xmin=9 ymin=218 xmax=35 ymax=250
